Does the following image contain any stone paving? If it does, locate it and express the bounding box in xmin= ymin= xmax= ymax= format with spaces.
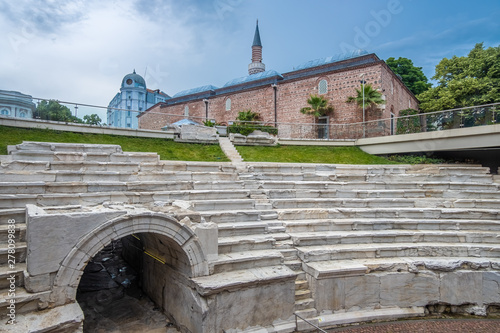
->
xmin=329 ymin=319 xmax=500 ymax=332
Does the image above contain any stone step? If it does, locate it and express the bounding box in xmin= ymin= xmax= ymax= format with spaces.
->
xmin=5 ymin=190 xmax=498 ymax=210
xmin=191 ymin=265 xmax=296 ymax=297
xmin=302 ymin=257 xmax=500 ymax=279
xmin=1 ymin=159 xmax=237 ymax=174
xmin=407 ymin=165 xmax=489 ymax=175
xmin=242 ymin=172 xmax=493 ymax=184
xmin=0 ymin=209 xmax=25 ymax=224
xmin=296 ymin=242 xmax=500 ymax=263
xmin=315 ymin=307 xmax=425 ymax=331
xmin=0 ymin=241 xmax=26 ymax=265
xmin=0 ymin=179 xmax=246 ymax=194
xmin=265 ymin=188 xmax=500 ymax=200
xmin=191 ymin=199 xmax=256 ymax=211
xmin=218 ymin=137 xmax=243 ymax=164
xmin=276 ymin=207 xmax=500 ymax=221
xmin=245 ymin=163 xmax=489 ymax=176
xmin=192 ymin=181 xmax=245 ymax=191
xmin=0 ymin=262 xmax=26 ymax=289
xmin=294 ymin=297 xmax=316 ymax=312
xmin=212 ymin=250 xmax=284 ymax=274
xmin=0 ymin=189 xmax=252 ymax=209
xmin=9 ymin=141 xmax=122 ymax=154
xmin=268 ymin=226 xmax=287 ymax=233
xmin=283 ymin=218 xmax=500 ymax=232
xmin=9 ymin=149 xmax=161 ymax=163
xmin=284 ymin=260 xmax=303 ymax=271
xmin=0 ymin=223 xmax=26 ymax=242
xmin=272 ymin=198 xmax=417 ymax=209
xmin=0 ymin=160 xmax=50 ymax=172
xmin=158 ymin=161 xmax=236 ymax=173
xmin=50 ymin=161 xmax=143 ymax=172
xmin=295 ymin=271 xmax=307 ymax=281
xmin=365 ymin=174 xmax=493 ymax=184
xmin=217 ymin=222 xmax=268 ymax=237
xmin=280 ymin=249 xmax=298 ymax=261
xmin=295 ymin=289 xmax=311 ymax=301
xmin=243 ymin=180 xmax=499 ymax=192
xmin=0 ymin=170 xmax=238 ymax=183
xmin=3 ymin=302 xmax=84 ymax=333
xmin=295 ymin=280 xmax=308 ymax=291
xmin=294 ymin=308 xmax=318 ymax=321
xmin=218 ymin=235 xmax=276 ymax=254
xmin=242 ymin=172 xmax=330 ymax=182
xmin=201 ymin=210 xmax=266 ymax=223
xmin=0 ymin=286 xmax=51 ymax=316
xmin=290 ymin=230 xmax=500 ymax=247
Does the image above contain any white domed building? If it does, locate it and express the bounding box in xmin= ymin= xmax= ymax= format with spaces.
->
xmin=0 ymin=90 xmax=36 ymax=119
xmin=107 ymin=70 xmax=170 ymax=129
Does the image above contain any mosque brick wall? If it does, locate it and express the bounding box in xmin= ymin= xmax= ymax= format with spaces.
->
xmin=139 ymin=59 xmax=418 ymax=139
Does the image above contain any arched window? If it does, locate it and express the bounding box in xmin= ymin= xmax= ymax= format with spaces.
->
xmin=318 ymin=79 xmax=328 ymax=94
xmin=1 ymin=109 xmax=9 ymax=116
xmin=225 ymin=98 xmax=231 ymax=111
xmin=19 ymin=111 xmax=26 ymax=118
xmin=184 ymin=105 xmax=189 ymax=116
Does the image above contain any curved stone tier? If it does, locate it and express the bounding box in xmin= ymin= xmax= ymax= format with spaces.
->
xmin=0 ymin=142 xmax=499 ymax=333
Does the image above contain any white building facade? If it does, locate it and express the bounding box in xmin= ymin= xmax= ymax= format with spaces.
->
xmin=0 ymin=90 xmax=36 ymax=119
xmin=107 ymin=70 xmax=170 ymax=129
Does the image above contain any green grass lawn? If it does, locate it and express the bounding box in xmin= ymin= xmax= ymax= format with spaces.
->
xmin=0 ymin=126 xmax=229 ymax=162
xmin=0 ymin=126 xmax=401 ymax=164
xmin=236 ymin=145 xmax=396 ymax=164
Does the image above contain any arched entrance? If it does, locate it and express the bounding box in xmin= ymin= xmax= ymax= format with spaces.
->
xmin=50 ymin=212 xmax=209 ymax=331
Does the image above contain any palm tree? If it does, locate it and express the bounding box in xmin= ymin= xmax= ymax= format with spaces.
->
xmin=346 ymin=84 xmax=386 ymax=112
xmin=300 ymin=95 xmax=334 ymax=117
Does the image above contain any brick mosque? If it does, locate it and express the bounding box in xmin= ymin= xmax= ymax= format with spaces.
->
xmin=138 ymin=21 xmax=418 ymax=138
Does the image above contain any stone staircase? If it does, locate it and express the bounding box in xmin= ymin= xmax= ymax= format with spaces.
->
xmin=0 ymin=142 xmax=499 ymax=332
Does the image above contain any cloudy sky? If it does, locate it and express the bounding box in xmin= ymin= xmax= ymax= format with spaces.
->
xmin=1 ymin=0 xmax=499 ymax=120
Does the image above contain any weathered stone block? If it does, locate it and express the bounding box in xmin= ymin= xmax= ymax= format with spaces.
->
xmin=26 ymin=205 xmax=126 ymax=276
xmin=23 ymin=271 xmax=54 ymax=293
xmin=380 ymin=272 xmax=439 ymax=307
xmin=345 ymin=274 xmax=380 ymax=310
xmin=193 ymin=222 xmax=218 ymax=261
xmin=483 ymin=271 xmax=500 ymax=304
xmin=308 ymin=276 xmax=344 ymax=312
xmin=440 ymin=271 xmax=483 ymax=305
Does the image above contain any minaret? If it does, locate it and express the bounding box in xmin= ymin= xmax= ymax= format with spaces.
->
xmin=248 ymin=20 xmax=265 ymax=75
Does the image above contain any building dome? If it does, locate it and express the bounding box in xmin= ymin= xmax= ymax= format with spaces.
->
xmin=121 ymin=70 xmax=146 ymax=89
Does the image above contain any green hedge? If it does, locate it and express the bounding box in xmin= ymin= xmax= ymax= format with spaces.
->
xmin=228 ymin=124 xmax=278 ymax=136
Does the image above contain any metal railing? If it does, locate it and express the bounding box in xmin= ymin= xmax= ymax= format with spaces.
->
xmin=1 ymin=89 xmax=498 ymax=141
xmin=276 ymin=103 xmax=500 ymax=140
xmin=294 ymin=313 xmax=327 ymax=333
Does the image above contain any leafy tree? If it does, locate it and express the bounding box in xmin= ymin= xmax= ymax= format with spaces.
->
xmin=418 ymin=43 xmax=500 ymax=112
xmin=386 ymin=57 xmax=432 ymax=95
xmin=83 ymin=114 xmax=102 ymax=125
xmin=35 ymin=100 xmax=82 ymax=123
xmin=300 ymin=95 xmax=334 ymax=117
xmin=396 ymin=108 xmax=422 ymax=134
xmin=346 ymin=84 xmax=386 ymax=112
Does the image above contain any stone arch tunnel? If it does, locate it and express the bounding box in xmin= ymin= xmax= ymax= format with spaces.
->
xmin=26 ymin=206 xmax=212 ymax=333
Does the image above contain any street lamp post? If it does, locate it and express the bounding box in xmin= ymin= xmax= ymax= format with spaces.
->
xmin=359 ymin=73 xmax=366 ymax=138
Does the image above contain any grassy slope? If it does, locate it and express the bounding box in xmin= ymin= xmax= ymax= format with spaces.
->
xmin=236 ymin=145 xmax=395 ymax=164
xmin=0 ymin=126 xmax=397 ymax=164
xmin=0 ymin=126 xmax=229 ymax=162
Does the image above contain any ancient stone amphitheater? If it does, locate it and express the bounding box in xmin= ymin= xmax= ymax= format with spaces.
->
xmin=1 ymin=142 xmax=499 ymax=333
